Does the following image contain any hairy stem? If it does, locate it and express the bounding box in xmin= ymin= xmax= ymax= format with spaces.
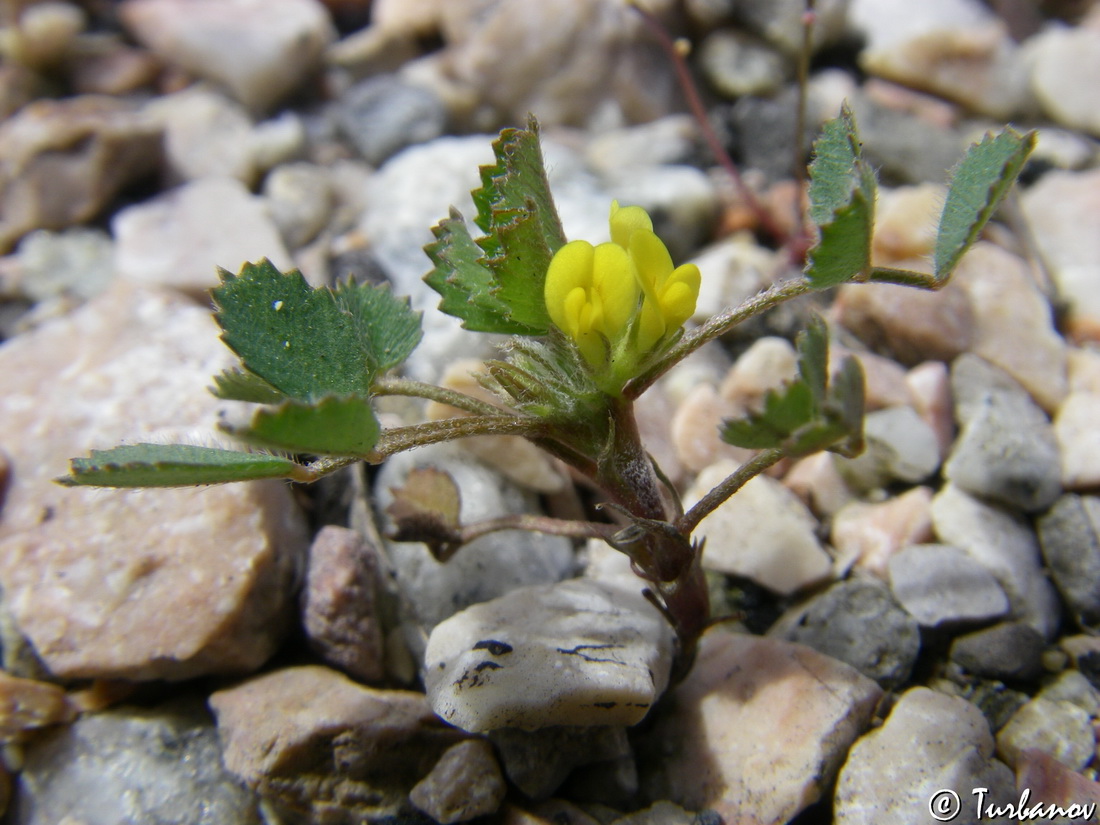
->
xmin=366 ymin=415 xmax=545 ymax=462
xmin=457 ymin=513 xmax=616 ymax=545
xmin=625 ymin=275 xmax=812 ymax=398
xmin=677 ymin=448 xmax=785 ymax=535
xmin=371 ymin=376 xmax=504 ymax=417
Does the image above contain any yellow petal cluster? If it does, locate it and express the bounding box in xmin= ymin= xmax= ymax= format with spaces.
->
xmin=544 ymin=201 xmax=700 ymax=372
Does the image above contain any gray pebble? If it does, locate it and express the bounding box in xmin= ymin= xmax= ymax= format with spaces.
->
xmin=769 ymin=579 xmax=921 ymax=689
xmin=950 ymin=622 xmax=1046 ymax=683
xmin=888 ymin=543 xmax=1010 ymax=628
xmin=697 ymin=29 xmax=790 ymax=99
xmin=336 ymin=75 xmax=447 ymax=167
xmin=1037 ymin=495 xmax=1100 ymax=632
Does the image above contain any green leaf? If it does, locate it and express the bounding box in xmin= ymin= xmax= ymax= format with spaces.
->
xmin=805 ymin=182 xmax=874 ymax=288
xmin=332 ymin=280 xmax=422 ymax=373
xmin=934 ymin=128 xmax=1035 ymax=281
xmin=720 ymin=315 xmax=865 ymax=458
xmin=425 ymin=116 xmax=565 ymax=335
xmin=805 ymin=107 xmax=878 ymax=289
xmin=213 ymin=261 xmax=368 ymax=399
xmin=58 ymin=444 xmax=304 ymax=487
xmin=424 ymin=208 xmax=538 ymax=334
xmin=229 ymin=395 xmax=380 ymax=456
xmin=807 ymin=103 xmax=862 ymax=227
xmin=210 ymin=368 xmax=287 ymax=404
xmin=472 ymin=115 xmax=567 ymax=256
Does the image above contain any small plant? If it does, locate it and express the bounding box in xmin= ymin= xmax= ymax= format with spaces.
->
xmin=60 ymin=107 xmax=1033 ymax=668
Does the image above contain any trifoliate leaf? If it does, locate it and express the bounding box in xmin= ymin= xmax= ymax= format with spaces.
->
xmin=210 ymin=368 xmax=287 ymax=404
xmin=424 ymin=208 xmax=539 ymax=334
xmin=805 ymin=179 xmax=874 ymax=288
xmin=58 ymin=444 xmax=305 ymax=487
xmin=425 ymin=116 xmax=565 ymax=335
xmin=228 ymin=395 xmax=381 ymax=457
xmin=720 ymin=315 xmax=865 ymax=458
xmin=333 ymin=280 xmax=422 ymax=373
xmin=934 ymin=128 xmax=1034 ymax=281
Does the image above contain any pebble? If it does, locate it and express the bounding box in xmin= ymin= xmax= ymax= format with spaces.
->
xmin=867 ymin=183 xmax=944 ymax=264
xmin=14 ymin=699 xmax=262 ymax=825
xmin=335 ymin=75 xmax=448 ymax=166
xmin=906 ymin=360 xmax=954 ymax=458
xmin=15 ymin=227 xmax=115 ymax=302
xmin=119 ymin=0 xmax=335 ymax=112
xmin=423 ymin=578 xmax=675 ymax=733
xmin=851 ymin=0 xmax=1031 ymax=119
xmin=949 ymin=622 xmax=1046 ymax=682
xmin=769 ymin=579 xmax=922 ymax=689
xmin=943 ymin=365 xmax=1062 ymax=513
xmin=887 ymin=543 xmax=1010 ymax=628
xmin=1019 ymin=168 xmax=1100 ymax=344
xmin=489 ymin=725 xmax=634 ymax=801
xmin=669 ymin=383 xmax=754 ymax=475
xmin=1014 ymin=749 xmax=1100 ymax=819
xmin=637 ymin=630 xmax=882 ymax=824
xmin=697 ymin=29 xmax=789 ymax=99
xmin=718 ymin=336 xmax=798 ymax=414
xmin=931 ymin=484 xmax=1062 ymax=640
xmin=374 ymin=444 xmax=576 ymax=634
xmin=147 ymin=86 xmax=304 ymax=186
xmin=0 ymin=283 xmax=308 ymax=680
xmin=1026 ymin=23 xmax=1100 ymax=137
xmin=1054 ymin=392 xmax=1100 ymax=490
xmin=834 ymin=687 xmax=1017 ymax=825
xmin=685 ymin=466 xmax=832 ymax=596
xmin=783 ymin=452 xmax=856 ymax=518
xmin=6 ymin=1 xmax=86 ymax=72
xmin=1036 ymin=495 xmax=1100 ymax=633
xmin=210 ymin=665 xmax=461 ymax=821
xmin=0 ymin=95 xmax=161 ymax=252
xmin=409 ymin=739 xmax=506 ymax=824
xmin=0 ymin=670 xmax=75 ymax=741
xmin=833 ymin=280 xmax=974 ymax=366
xmin=835 ymin=405 xmax=941 ymax=490
xmin=262 ymin=161 xmax=335 ymax=251
xmin=1038 ymin=670 xmax=1100 ymax=717
xmin=953 ymin=243 xmax=1068 ymax=413
xmin=112 ymin=176 xmax=294 ymax=294
xmin=583 ymin=115 xmax=701 ymax=178
xmin=996 ymin=696 xmax=1096 ymax=772
xmin=831 ymin=486 xmax=935 ymax=577
xmin=729 ymin=0 xmax=850 ymax=55
xmin=301 ymin=525 xmax=387 ymax=684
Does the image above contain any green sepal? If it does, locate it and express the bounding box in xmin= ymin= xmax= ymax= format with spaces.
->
xmin=58 ymin=444 xmax=305 ymax=488
xmin=227 ymin=395 xmax=381 ymax=457
xmin=934 ymin=128 xmax=1034 ymax=281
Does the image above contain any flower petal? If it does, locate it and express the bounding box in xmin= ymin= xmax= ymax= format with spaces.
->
xmin=610 ymin=201 xmax=653 ymax=250
xmin=592 ymin=242 xmax=638 ymax=336
xmin=545 ymin=240 xmax=594 ymax=333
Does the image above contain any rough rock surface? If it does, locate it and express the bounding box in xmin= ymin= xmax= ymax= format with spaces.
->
xmin=887 ymin=543 xmax=1010 ymax=628
xmin=210 ymin=665 xmax=460 ymax=822
xmin=834 ymin=687 xmax=1017 ymax=825
xmin=12 ymin=700 xmax=262 ymax=825
xmin=1037 ymin=495 xmax=1100 ymax=632
xmin=639 ymin=631 xmax=882 ymax=825
xmin=408 ymin=739 xmax=506 ymax=824
xmin=423 ymin=578 xmax=675 ymax=733
xmin=0 ymin=284 xmax=307 ymax=680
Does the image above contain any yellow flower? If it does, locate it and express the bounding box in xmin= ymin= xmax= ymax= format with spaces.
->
xmin=609 ymin=201 xmax=701 ymax=353
xmin=544 ymin=239 xmax=638 ymax=367
xmin=544 ymin=201 xmax=701 ymax=373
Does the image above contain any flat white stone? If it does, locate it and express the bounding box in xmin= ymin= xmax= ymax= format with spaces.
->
xmin=423 ymin=579 xmax=675 ymax=733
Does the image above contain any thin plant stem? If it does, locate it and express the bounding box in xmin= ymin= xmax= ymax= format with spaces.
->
xmin=366 ymin=415 xmax=545 ymax=462
xmin=676 ymin=448 xmax=786 ymax=535
xmin=625 ymin=275 xmax=813 ymax=398
xmin=372 ymin=376 xmax=505 ymax=417
xmin=456 ymin=513 xmax=616 ymax=545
